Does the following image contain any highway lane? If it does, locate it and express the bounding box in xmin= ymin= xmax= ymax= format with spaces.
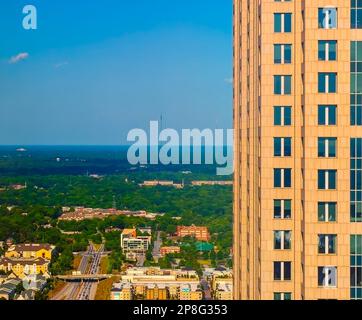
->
xmin=76 ymin=244 xmax=104 ymax=300
xmin=51 ymin=244 xmax=94 ymax=300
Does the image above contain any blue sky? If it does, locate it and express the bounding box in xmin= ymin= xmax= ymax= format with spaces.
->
xmin=0 ymin=0 xmax=232 ymax=145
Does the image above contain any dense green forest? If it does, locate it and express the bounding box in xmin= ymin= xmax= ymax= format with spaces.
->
xmin=0 ymin=146 xmax=233 ymax=272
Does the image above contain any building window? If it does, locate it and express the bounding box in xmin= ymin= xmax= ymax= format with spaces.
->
xmin=351 ymin=42 xmax=362 ymax=126
xmin=318 ymin=234 xmax=337 ymax=254
xmin=318 ymin=170 xmax=337 ymax=190
xmin=274 ymin=75 xmax=292 ymax=95
xmin=351 ymin=0 xmax=362 ymax=29
xmin=274 ymin=293 xmax=292 ymax=301
xmin=318 ymin=138 xmax=337 ymax=158
xmin=274 ymin=106 xmax=292 ymax=126
xmin=274 ymin=231 xmax=292 ymax=250
xmin=351 ymin=235 xmax=362 ymax=299
xmin=318 ymin=267 xmax=337 ymax=288
xmin=318 ymin=73 xmax=337 ymax=93
xmin=274 ymin=137 xmax=292 ymax=157
xmin=274 ymin=169 xmax=292 ymax=188
xmin=318 ymin=105 xmax=337 ymax=125
xmin=318 ymin=40 xmax=337 ymax=61
xmin=318 ymin=8 xmax=337 ymax=29
xmin=274 ymin=262 xmax=291 ymax=281
xmin=351 ymin=138 xmax=362 ymax=222
xmin=274 ymin=13 xmax=292 ymax=33
xmin=274 ymin=200 xmax=292 ymax=219
xmin=274 ymin=44 xmax=292 ymax=64
xmin=318 ymin=202 xmax=337 ymax=222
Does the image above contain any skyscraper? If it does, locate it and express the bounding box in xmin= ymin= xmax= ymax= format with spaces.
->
xmin=233 ymin=0 xmax=362 ymax=300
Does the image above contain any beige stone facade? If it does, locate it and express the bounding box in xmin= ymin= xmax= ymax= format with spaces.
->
xmin=233 ymin=0 xmax=362 ymax=300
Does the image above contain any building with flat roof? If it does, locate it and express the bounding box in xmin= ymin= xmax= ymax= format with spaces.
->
xmin=176 ymin=225 xmax=210 ymax=242
xmin=160 ymin=246 xmax=181 ymax=257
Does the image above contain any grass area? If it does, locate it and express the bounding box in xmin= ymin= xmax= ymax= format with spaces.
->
xmin=47 ymin=281 xmax=67 ymax=300
xmin=92 ymin=243 xmax=102 ymax=251
xmin=95 ymin=276 xmax=120 ymax=301
xmin=73 ymin=255 xmax=82 ymax=270
xmin=198 ymin=259 xmax=212 ymax=266
xmin=100 ymin=256 xmax=109 ymax=274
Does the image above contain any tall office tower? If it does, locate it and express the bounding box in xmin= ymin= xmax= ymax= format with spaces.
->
xmin=233 ymin=0 xmax=362 ymax=300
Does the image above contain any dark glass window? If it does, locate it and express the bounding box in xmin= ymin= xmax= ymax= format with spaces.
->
xmin=318 ymin=170 xmax=337 ymax=190
xmin=351 ymin=42 xmax=362 ymax=126
xmin=318 ymin=105 xmax=337 ymax=125
xmin=318 ymin=40 xmax=337 ymax=61
xmin=318 ymin=73 xmax=337 ymax=93
xmin=318 ymin=202 xmax=337 ymax=222
xmin=274 ymin=13 xmax=292 ymax=33
xmin=318 ymin=234 xmax=337 ymax=254
xmin=351 ymin=0 xmax=362 ymax=29
xmin=318 ymin=138 xmax=337 ymax=158
xmin=274 ymin=262 xmax=292 ymax=281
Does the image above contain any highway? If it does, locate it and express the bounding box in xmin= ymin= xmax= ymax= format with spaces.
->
xmin=51 ymin=243 xmax=104 ymax=300
xmin=76 ymin=244 xmax=104 ymax=300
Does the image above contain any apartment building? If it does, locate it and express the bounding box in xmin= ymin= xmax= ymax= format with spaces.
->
xmin=176 ymin=225 xmax=210 ymax=242
xmin=0 ymin=257 xmax=50 ymax=279
xmin=160 ymin=246 xmax=181 ymax=257
xmin=5 ymin=244 xmax=55 ymax=260
xmin=233 ymin=0 xmax=362 ymax=300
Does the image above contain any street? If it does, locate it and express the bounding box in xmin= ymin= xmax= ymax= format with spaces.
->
xmin=51 ymin=243 xmax=104 ymax=300
xmin=152 ymin=231 xmax=162 ymax=262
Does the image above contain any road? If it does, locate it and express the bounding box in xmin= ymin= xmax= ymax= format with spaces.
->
xmin=136 ymin=253 xmax=145 ymax=267
xmin=51 ymin=243 xmax=104 ymax=300
xmin=76 ymin=244 xmax=104 ymax=300
xmin=152 ymin=231 xmax=162 ymax=262
xmin=201 ymin=278 xmax=212 ymax=300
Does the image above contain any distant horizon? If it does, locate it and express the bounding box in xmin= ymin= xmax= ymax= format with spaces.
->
xmin=0 ymin=144 xmax=234 ymax=147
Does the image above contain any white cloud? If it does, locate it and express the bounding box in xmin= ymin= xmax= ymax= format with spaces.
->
xmin=224 ymin=77 xmax=233 ymax=84
xmin=54 ymin=61 xmax=69 ymax=69
xmin=9 ymin=52 xmax=29 ymax=64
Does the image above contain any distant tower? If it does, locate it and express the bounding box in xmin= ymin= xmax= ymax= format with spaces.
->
xmin=112 ymin=195 xmax=117 ymax=210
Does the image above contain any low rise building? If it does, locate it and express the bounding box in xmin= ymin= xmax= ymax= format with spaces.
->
xmin=160 ymin=246 xmax=181 ymax=257
xmin=191 ymin=181 xmax=232 ymax=186
xmin=195 ymin=242 xmax=214 ymax=252
xmin=145 ymin=284 xmax=168 ymax=300
xmin=0 ymin=257 xmax=50 ymax=279
xmin=0 ymin=278 xmax=21 ymax=300
xmin=178 ymin=284 xmax=203 ymax=300
xmin=22 ymin=274 xmax=47 ymax=291
xmin=15 ymin=290 xmax=36 ymax=301
xmin=214 ymin=282 xmax=233 ymax=300
xmin=140 ymin=181 xmax=183 ymax=189
xmin=113 ymin=267 xmax=201 ymax=300
xmin=5 ymin=243 xmax=55 ymax=260
xmin=176 ymin=225 xmax=210 ymax=242
xmin=110 ymin=281 xmax=133 ymax=300
xmin=121 ymin=229 xmax=151 ymax=258
xmin=1 ymin=243 xmax=54 ymax=279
